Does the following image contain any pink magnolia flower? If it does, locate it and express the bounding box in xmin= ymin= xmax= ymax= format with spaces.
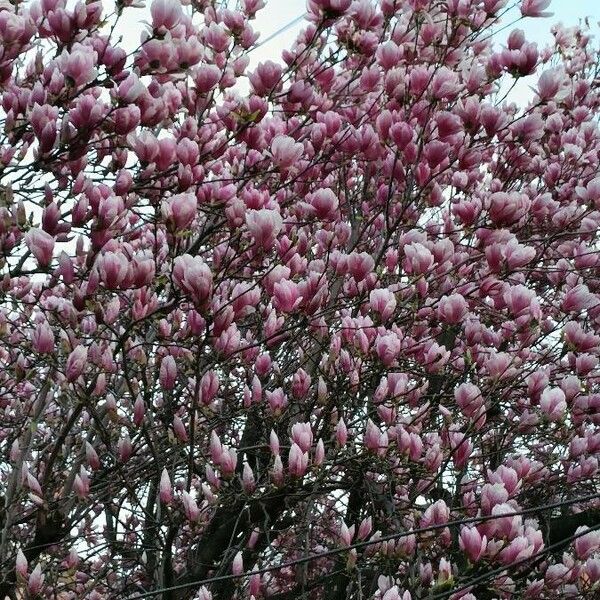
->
xmin=562 ymin=284 xmax=595 ymax=313
xmin=16 ymin=549 xmax=27 ymax=579
xmin=540 ymin=387 xmax=567 ymax=422
xmin=98 ymin=252 xmax=129 ymax=289
xmin=536 ymin=68 xmax=564 ymax=101
xmin=431 ymin=66 xmax=460 ymax=99
xmin=173 ymin=254 xmax=213 ymax=306
xmin=544 ymin=564 xmax=570 ymax=588
xmin=291 ymin=422 xmax=313 ymax=453
xmin=159 ymin=468 xmax=172 ymax=504
xmin=488 ymin=502 xmax=522 ymax=539
xmin=288 ymin=443 xmax=308 ymax=477
xmin=454 ymin=383 xmax=484 ymax=419
xmin=403 ymin=242 xmax=434 ymax=275
xmin=488 ymin=466 xmax=521 ymax=496
xmin=520 ymin=0 xmax=552 ymax=18
xmin=309 ymin=188 xmax=338 ymax=220
xmin=172 ymin=416 xmax=188 ymax=442
xmin=58 ymin=44 xmax=97 ymax=87
xmin=31 ymin=322 xmax=54 ymax=353
xmin=574 ymin=527 xmax=600 ymax=559
xmin=250 ymin=61 xmax=283 ymax=95
xmin=163 ymin=193 xmax=197 ymax=230
xmin=335 ymin=418 xmax=348 ymax=446
xmin=314 ymin=439 xmax=325 ymax=465
xmin=181 ymin=490 xmax=200 ymax=522
xmin=150 ymin=0 xmax=182 ymax=30
xmin=246 ymin=209 xmax=283 ymax=249
xmin=242 ymin=462 xmax=256 ymax=493
xmin=232 ymin=551 xmax=244 ymax=576
xmin=437 ymin=294 xmax=468 ymax=324
xmin=159 ymin=355 xmax=177 ymax=390
xmin=459 ymin=527 xmax=487 ymax=562
xmin=194 ymin=64 xmax=221 ymax=93
xmin=66 ymin=345 xmax=87 ymax=382
xmin=266 ymin=388 xmax=288 ymax=415
xmin=273 ymin=279 xmax=303 ymax=313
xmin=220 ymin=447 xmax=238 ymax=477
xmin=85 ymin=442 xmax=100 ymax=471
xmin=25 ymin=228 xmax=54 ymax=266
xmin=271 ymin=135 xmax=303 ymax=169
xmin=375 ymin=333 xmax=401 ymax=366
xmin=28 ymin=564 xmax=44 ymax=595
xmin=271 ymin=455 xmax=284 ymax=485
xmin=347 ymin=252 xmax=375 ymax=281
xmin=382 ymin=587 xmax=401 ymax=600
xmin=583 ymin=558 xmax=600 ymax=584
xmin=364 ymin=419 xmax=388 ymax=454
xmin=498 ymin=536 xmax=535 ymax=565
xmin=370 ymin=288 xmax=397 ymax=321
xmin=421 ymin=499 xmax=450 ymax=527
xmin=449 ymin=430 xmax=472 ymax=469
xmin=481 ymin=483 xmax=509 ymax=514
xmin=243 ymin=0 xmax=266 ymax=16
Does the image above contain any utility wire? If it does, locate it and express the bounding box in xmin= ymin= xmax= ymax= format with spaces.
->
xmin=253 ymin=13 xmax=306 ymax=50
xmin=128 ymin=491 xmax=600 ymax=598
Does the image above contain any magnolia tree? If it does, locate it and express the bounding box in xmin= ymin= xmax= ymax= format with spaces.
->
xmin=1 ymin=0 xmax=600 ymax=598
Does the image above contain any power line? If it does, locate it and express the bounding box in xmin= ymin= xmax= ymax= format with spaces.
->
xmin=253 ymin=13 xmax=306 ymax=50
xmin=128 ymin=491 xmax=600 ymax=598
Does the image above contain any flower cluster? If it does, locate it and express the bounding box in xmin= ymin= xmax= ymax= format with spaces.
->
xmin=0 ymin=0 xmax=599 ymax=599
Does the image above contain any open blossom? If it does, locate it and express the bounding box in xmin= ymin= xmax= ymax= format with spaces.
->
xmin=498 ymin=536 xmax=535 ymax=565
xmin=437 ymin=294 xmax=467 ymax=324
xmin=150 ymin=0 xmax=183 ymax=30
xmin=520 ymin=0 xmax=552 ymax=17
xmin=574 ymin=527 xmax=600 ymax=559
xmin=246 ymin=209 xmax=283 ymax=249
xmin=536 ymin=68 xmax=565 ymax=101
xmin=291 ymin=422 xmax=313 ymax=452
xmin=309 ymin=188 xmax=338 ymax=220
xmin=403 ymin=242 xmax=434 ymax=275
xmin=162 ymin=193 xmax=197 ymax=230
xmin=58 ymin=44 xmax=97 ymax=87
xmin=540 ymin=387 xmax=567 ymax=422
xmin=375 ymin=333 xmax=401 ymax=366
xmin=173 ymin=254 xmax=213 ymax=305
xmin=1 ymin=0 xmax=599 ymax=596
xmin=250 ymin=61 xmax=283 ymax=95
xmin=562 ymin=284 xmax=595 ymax=313
xmin=273 ymin=279 xmax=302 ymax=313
xmin=347 ymin=252 xmax=375 ymax=281
xmin=370 ymin=288 xmax=397 ymax=321
xmin=97 ymin=251 xmax=129 ymax=289
xmin=270 ymin=135 xmax=303 ymax=169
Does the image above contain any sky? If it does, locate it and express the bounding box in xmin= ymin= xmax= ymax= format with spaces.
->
xmin=242 ymin=0 xmax=600 ymax=67
xmin=235 ymin=0 xmax=600 ymax=109
xmin=109 ymin=0 xmax=600 ymax=105
xmin=113 ymin=0 xmax=600 ymax=63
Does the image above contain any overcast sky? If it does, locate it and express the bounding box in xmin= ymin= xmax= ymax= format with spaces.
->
xmin=109 ymin=0 xmax=600 ymax=104
xmin=226 ymin=0 xmax=600 ymax=67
